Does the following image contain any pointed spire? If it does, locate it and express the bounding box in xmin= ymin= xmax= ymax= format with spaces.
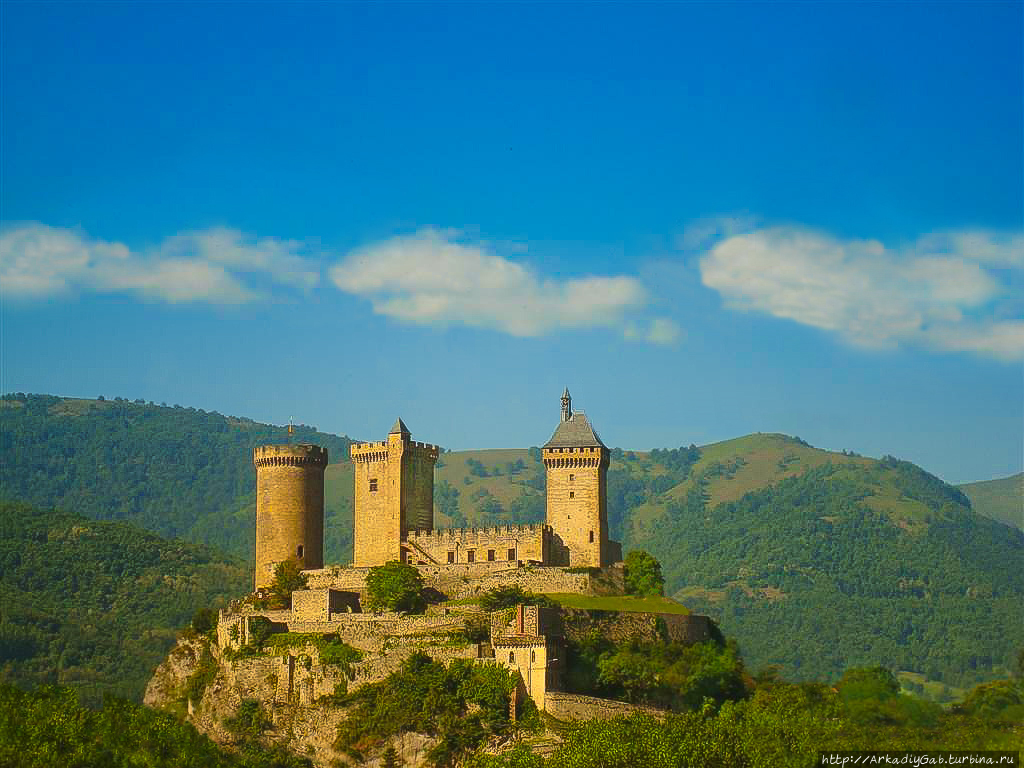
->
xmin=389 ymin=417 xmax=411 ymax=436
xmin=560 ymin=388 xmax=572 ymax=423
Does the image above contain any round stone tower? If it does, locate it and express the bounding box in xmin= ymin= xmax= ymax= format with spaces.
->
xmin=252 ymin=443 xmax=327 ymax=591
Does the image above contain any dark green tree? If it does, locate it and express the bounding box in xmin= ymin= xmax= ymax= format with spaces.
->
xmin=623 ymin=550 xmax=664 ymax=597
xmin=365 ymin=561 xmax=425 ymax=613
xmin=267 ymin=558 xmax=308 ymax=609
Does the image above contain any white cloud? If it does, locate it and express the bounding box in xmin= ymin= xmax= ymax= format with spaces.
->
xmin=624 ymin=317 xmax=682 ymax=345
xmin=699 ymin=225 xmax=1024 ymax=360
xmin=330 ymin=229 xmax=660 ymax=339
xmin=0 ymin=223 xmax=319 ymax=303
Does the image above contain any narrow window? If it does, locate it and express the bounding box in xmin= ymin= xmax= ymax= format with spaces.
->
xmin=589 ymin=530 xmax=594 ymax=543
xmin=297 ymin=544 xmax=304 ymax=558
xmin=531 ymin=650 xmax=536 ymax=662
xmin=507 ymin=548 xmax=516 ymax=561
xmin=569 ymin=491 xmax=574 ymax=499
xmin=509 ymin=651 xmax=515 ymax=663
xmin=467 ymin=550 xmax=475 ymax=563
xmin=487 ymin=549 xmax=495 ymax=561
xmin=369 ymin=478 xmax=378 ymax=492
xmin=447 ymin=551 xmax=455 ymax=564
xmin=569 ymin=473 xmax=575 ymax=481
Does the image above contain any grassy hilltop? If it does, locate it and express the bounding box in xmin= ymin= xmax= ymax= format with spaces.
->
xmin=959 ymin=472 xmax=1023 ymax=531
xmin=2 ymin=393 xmax=1021 ymax=693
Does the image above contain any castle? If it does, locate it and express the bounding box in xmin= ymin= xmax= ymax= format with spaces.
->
xmin=151 ymin=388 xmax=715 ymax=766
xmin=253 ymin=388 xmax=622 ymax=588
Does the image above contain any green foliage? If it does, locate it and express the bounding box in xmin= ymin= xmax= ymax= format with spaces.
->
xmin=479 ymin=585 xmax=554 ymax=612
xmin=467 ymin=458 xmax=490 ymax=477
xmin=191 ymin=606 xmax=217 ymax=634
xmin=0 ymin=682 xmax=312 ymax=768
xmin=225 ymin=698 xmax=270 ymax=740
xmin=267 ymin=558 xmax=308 ymax=609
xmin=477 ymin=673 xmax=1023 ymax=767
xmin=0 ymin=393 xmax=352 ymax=560
xmin=0 ymin=501 xmax=248 ymax=704
xmin=956 ymin=678 xmax=1024 ymax=722
xmin=435 ymin=480 xmax=465 ymax=527
xmin=182 ymin=644 xmax=219 ymax=704
xmin=334 ymin=653 xmax=519 ymax=767
xmin=641 ymin=462 xmax=1024 ymax=687
xmin=562 ymin=629 xmax=748 ymax=713
xmin=623 ymin=550 xmax=665 ymax=597
xmin=365 ymin=561 xmax=426 ymax=613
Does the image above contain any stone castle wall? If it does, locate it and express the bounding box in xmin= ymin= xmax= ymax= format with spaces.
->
xmin=302 ymin=563 xmax=623 ymax=601
xmin=404 ymin=523 xmax=552 ymax=566
xmin=253 ymin=444 xmax=327 ymax=590
xmin=561 ymin=608 xmax=715 ymax=646
xmin=544 ymin=692 xmax=667 ymax=722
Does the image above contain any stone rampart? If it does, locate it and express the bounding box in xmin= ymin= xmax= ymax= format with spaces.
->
xmin=405 ymin=524 xmax=551 ymax=565
xmin=544 ymin=692 xmax=667 ymax=721
xmin=300 ymin=563 xmax=621 ymax=601
xmin=561 ymin=609 xmax=714 ymax=646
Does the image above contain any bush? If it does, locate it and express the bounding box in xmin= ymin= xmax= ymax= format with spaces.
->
xmin=623 ymin=550 xmax=664 ymax=597
xmin=365 ymin=561 xmax=425 ymax=613
xmin=191 ymin=607 xmax=217 ymax=634
xmin=267 ymin=558 xmax=308 ymax=609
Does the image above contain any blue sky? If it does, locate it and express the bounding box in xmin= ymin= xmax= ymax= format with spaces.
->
xmin=2 ymin=2 xmax=1021 ymax=484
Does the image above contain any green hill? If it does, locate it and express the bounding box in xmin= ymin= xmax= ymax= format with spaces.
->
xmin=0 ymin=393 xmax=354 ymax=561
xmin=959 ymin=473 xmax=1023 ymax=531
xmin=0 ymin=501 xmax=249 ymax=704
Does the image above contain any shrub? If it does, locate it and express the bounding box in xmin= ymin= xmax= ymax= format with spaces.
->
xmin=365 ymin=562 xmax=425 ymax=613
xmin=267 ymin=558 xmax=308 ymax=609
xmin=623 ymin=550 xmax=664 ymax=597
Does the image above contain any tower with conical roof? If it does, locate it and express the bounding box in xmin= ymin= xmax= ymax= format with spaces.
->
xmin=543 ymin=389 xmax=619 ymax=567
xmin=350 ymin=419 xmax=440 ymax=567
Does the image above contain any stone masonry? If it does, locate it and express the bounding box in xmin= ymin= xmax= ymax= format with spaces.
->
xmin=350 ymin=418 xmax=439 ymax=567
xmin=253 ymin=444 xmax=327 ymax=590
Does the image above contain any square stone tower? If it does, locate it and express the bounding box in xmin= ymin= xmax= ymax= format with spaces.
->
xmin=543 ymin=389 xmax=619 ymax=567
xmin=350 ymin=419 xmax=439 ymax=567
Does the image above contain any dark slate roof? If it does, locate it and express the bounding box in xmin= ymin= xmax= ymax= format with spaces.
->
xmin=543 ymin=412 xmax=606 ymax=449
xmin=390 ymin=417 xmax=411 ymax=436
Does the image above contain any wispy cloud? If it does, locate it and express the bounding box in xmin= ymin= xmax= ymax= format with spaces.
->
xmin=0 ymin=223 xmax=319 ymax=303
xmin=697 ymin=223 xmax=1024 ymax=360
xmin=330 ymin=228 xmax=675 ymax=342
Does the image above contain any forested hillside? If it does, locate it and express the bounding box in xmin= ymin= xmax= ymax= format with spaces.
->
xmin=0 ymin=501 xmax=249 ymax=703
xmin=637 ymin=460 xmax=1023 ymax=689
xmin=0 ymin=394 xmax=353 ymax=559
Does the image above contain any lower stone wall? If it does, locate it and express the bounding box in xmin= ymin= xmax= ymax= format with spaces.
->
xmin=301 ymin=563 xmax=625 ymax=601
xmin=544 ymin=692 xmax=666 ymax=721
xmin=561 ymin=609 xmax=714 ymax=646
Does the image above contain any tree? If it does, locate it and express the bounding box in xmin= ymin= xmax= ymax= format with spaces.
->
xmin=191 ymin=606 xmax=217 ymax=634
xmin=365 ymin=561 xmax=425 ymax=613
xmin=623 ymin=550 xmax=664 ymax=597
xmin=268 ymin=558 xmax=308 ymax=609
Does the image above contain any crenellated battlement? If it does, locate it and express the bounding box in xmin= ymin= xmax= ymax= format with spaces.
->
xmin=543 ymin=444 xmax=607 ymax=469
xmin=253 ymin=443 xmax=328 ymax=469
xmin=408 ymin=523 xmax=552 ymax=542
xmin=350 ymin=439 xmax=440 ymax=462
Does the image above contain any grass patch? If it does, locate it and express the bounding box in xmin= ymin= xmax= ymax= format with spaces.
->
xmin=543 ymin=593 xmax=690 ymax=615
